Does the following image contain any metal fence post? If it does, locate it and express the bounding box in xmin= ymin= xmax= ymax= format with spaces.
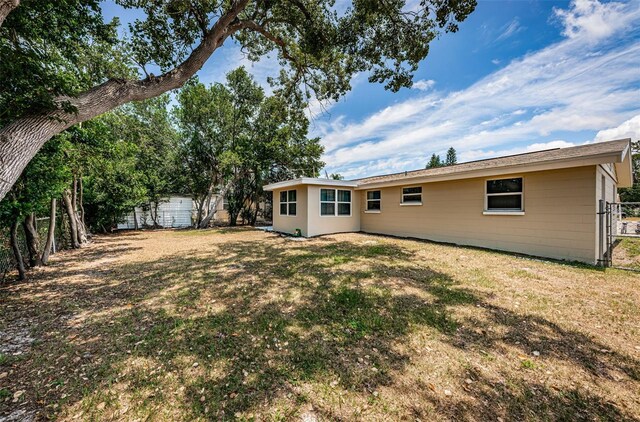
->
xmin=598 ymin=199 xmax=605 ymax=266
xmin=606 ymin=202 xmax=612 ymax=267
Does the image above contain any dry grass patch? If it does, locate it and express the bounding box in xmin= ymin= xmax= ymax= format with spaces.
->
xmin=0 ymin=228 xmax=639 ymax=421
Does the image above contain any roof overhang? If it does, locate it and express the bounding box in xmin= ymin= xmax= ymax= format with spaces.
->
xmin=614 ymin=140 xmax=633 ymax=188
xmin=263 ymin=139 xmax=633 ymax=191
xmin=356 ymin=142 xmax=634 ymax=190
xmin=263 ymin=177 xmax=359 ymax=191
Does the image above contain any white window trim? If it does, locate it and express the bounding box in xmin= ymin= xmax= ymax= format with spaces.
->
xmin=401 ymin=186 xmax=423 ymax=205
xmin=279 ymin=190 xmax=297 ymax=217
xmin=366 ymin=190 xmax=382 ymax=212
xmin=320 ymin=188 xmax=352 ymax=217
xmin=484 ymin=176 xmax=524 ymax=214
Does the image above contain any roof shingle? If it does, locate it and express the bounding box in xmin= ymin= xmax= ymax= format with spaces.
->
xmin=354 ymin=139 xmax=630 ymax=186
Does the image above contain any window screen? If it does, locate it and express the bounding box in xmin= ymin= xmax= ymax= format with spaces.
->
xmin=486 ymin=178 xmax=523 ymax=211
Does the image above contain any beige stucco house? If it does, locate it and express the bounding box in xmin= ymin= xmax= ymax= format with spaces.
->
xmin=264 ymin=139 xmax=633 ymax=265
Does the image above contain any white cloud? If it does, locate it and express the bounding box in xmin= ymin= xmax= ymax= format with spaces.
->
xmin=553 ymin=0 xmax=638 ymax=43
xmin=319 ymin=95 xmax=440 ymax=151
xmin=412 ymin=79 xmax=435 ymax=91
xmin=317 ymin=0 xmax=640 ymax=178
xmin=496 ymin=18 xmax=524 ymax=41
xmin=595 ymin=114 xmax=640 ymax=142
xmin=491 ymin=59 xmax=501 ymax=65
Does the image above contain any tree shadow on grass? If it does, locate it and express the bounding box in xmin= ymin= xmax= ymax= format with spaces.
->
xmin=403 ymin=372 xmax=635 ymax=422
xmin=1 ymin=234 xmax=638 ymax=420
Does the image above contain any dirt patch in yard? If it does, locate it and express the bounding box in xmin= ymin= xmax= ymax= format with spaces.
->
xmin=0 ymin=227 xmax=639 ymax=421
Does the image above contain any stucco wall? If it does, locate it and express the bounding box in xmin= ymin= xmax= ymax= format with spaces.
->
xmin=272 ymin=186 xmax=308 ymax=236
xmin=359 ymin=166 xmax=599 ymax=263
xmin=307 ymin=186 xmax=360 ymax=237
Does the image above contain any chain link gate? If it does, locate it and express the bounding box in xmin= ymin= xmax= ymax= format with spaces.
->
xmin=603 ymin=201 xmax=640 ymax=270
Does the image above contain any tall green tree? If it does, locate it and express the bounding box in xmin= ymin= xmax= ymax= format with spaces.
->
xmin=79 ymin=116 xmax=148 ymax=232
xmin=54 ymin=96 xmax=179 ymax=233
xmin=221 ymin=69 xmax=270 ymax=226
xmin=0 ymin=0 xmax=476 ymax=201
xmin=111 ymin=95 xmax=180 ymax=226
xmin=426 ymin=153 xmax=442 ymax=169
xmin=226 ymin=85 xmax=324 ymax=225
xmin=445 ymin=147 xmax=457 ymax=166
xmin=175 ymin=68 xmax=323 ymax=227
xmin=174 ymin=78 xmax=241 ymax=227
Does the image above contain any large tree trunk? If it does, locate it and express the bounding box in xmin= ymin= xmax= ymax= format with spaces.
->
xmin=199 ymin=181 xmax=216 ymax=226
xmin=150 ymin=202 xmax=160 ymax=228
xmin=22 ymin=213 xmax=42 ymax=267
xmin=195 ymin=197 xmax=205 ymax=228
xmin=133 ymin=208 xmax=139 ymax=230
xmin=62 ymin=190 xmax=80 ymax=248
xmin=228 ymin=209 xmax=237 ymax=226
xmin=72 ymin=176 xmax=88 ymax=244
xmin=10 ymin=219 xmax=26 ymax=281
xmin=198 ymin=181 xmax=234 ymax=229
xmin=41 ymin=198 xmax=56 ymax=265
xmin=250 ymin=201 xmax=259 ymax=226
xmin=78 ymin=175 xmax=85 ymax=229
xmin=0 ymin=0 xmax=248 ymax=201
xmin=0 ymin=0 xmax=19 ymax=27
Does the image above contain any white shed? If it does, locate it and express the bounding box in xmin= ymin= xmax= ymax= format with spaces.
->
xmin=117 ymin=196 xmax=194 ymax=229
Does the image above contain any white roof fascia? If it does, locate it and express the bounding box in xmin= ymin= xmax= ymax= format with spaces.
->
xmin=614 ymin=141 xmax=633 ymax=187
xmin=264 ymin=178 xmax=359 ymax=191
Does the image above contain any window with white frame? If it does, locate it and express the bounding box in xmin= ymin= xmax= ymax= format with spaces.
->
xmin=337 ymin=190 xmax=351 ymax=215
xmin=320 ymin=189 xmax=351 ymax=216
xmin=279 ymin=190 xmax=297 ymax=215
xmin=485 ymin=178 xmax=523 ymax=211
xmin=366 ymin=190 xmax=381 ymax=211
xmin=402 ymin=186 xmax=422 ymax=204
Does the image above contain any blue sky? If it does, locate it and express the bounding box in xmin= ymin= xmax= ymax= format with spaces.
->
xmin=104 ymin=0 xmax=640 ymax=179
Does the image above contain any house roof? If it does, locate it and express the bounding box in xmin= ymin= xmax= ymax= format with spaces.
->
xmin=355 ymin=138 xmax=632 ymax=189
xmin=263 ymin=138 xmax=633 ymax=191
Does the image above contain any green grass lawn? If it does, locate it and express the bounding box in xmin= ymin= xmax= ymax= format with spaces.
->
xmin=1 ymin=228 xmax=639 ymax=421
xmin=613 ymin=237 xmax=640 ymax=269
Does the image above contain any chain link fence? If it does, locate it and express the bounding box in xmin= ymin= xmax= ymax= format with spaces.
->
xmin=0 ymin=214 xmax=74 ymax=282
xmin=0 ymin=227 xmax=28 ymax=281
xmin=605 ymin=202 xmax=640 ymax=270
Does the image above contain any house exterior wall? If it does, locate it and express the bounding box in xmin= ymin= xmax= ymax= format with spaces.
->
xmin=360 ymin=166 xmax=599 ymax=264
xmin=596 ymin=165 xmax=618 ymax=263
xmin=307 ymin=186 xmax=360 ymax=237
xmin=213 ymin=196 xmax=230 ymax=223
xmin=272 ymin=186 xmax=308 ymax=236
